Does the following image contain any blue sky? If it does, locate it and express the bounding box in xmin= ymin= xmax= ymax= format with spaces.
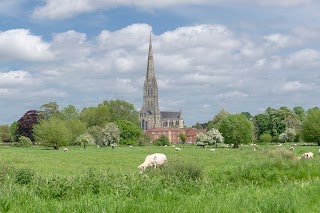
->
xmin=1 ymin=0 xmax=320 ymax=126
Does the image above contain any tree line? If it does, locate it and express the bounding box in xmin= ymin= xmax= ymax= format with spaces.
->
xmin=0 ymin=100 xmax=150 ymax=149
xmin=1 ymin=102 xmax=320 ymax=148
xmin=192 ymin=106 xmax=320 ymax=146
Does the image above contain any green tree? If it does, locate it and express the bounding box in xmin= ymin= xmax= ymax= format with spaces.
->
xmin=16 ymin=136 xmax=32 ymax=147
xmin=88 ymin=126 xmax=103 ymax=146
xmin=61 ymin=105 xmax=80 ymax=120
xmin=103 ymin=100 xmax=139 ymax=125
xmin=302 ymin=108 xmax=320 ymax=146
xmin=80 ymin=104 xmax=111 ymax=127
xmin=0 ymin=125 xmax=11 ymax=142
xmin=101 ymin=123 xmax=120 ymax=146
xmin=10 ymin=121 xmax=18 ymax=142
xmin=259 ymin=133 xmax=272 ymax=143
xmin=66 ymin=119 xmax=87 ymax=144
xmin=137 ymin=132 xmax=152 ymax=146
xmin=33 ymin=117 xmax=72 ymax=149
xmin=252 ymin=113 xmax=269 ymax=139
xmin=116 ymin=119 xmax=142 ymax=145
xmin=179 ymin=132 xmax=186 ymax=145
xmin=40 ymin=102 xmax=60 ymax=120
xmin=211 ymin=109 xmax=230 ymax=129
xmin=155 ymin=134 xmax=170 ymax=146
xmin=293 ymin=106 xmax=305 ymax=120
xmin=192 ymin=122 xmax=203 ymax=129
xmin=219 ymin=114 xmax=254 ymax=147
xmin=241 ymin=112 xmax=252 ymax=120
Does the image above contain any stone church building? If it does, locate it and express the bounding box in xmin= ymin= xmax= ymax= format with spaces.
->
xmin=139 ymin=36 xmax=184 ymax=131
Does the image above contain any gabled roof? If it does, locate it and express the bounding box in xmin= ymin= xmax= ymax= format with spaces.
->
xmin=160 ymin=111 xmax=181 ymax=119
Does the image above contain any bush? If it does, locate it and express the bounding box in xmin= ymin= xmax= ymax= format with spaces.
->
xmin=259 ymin=133 xmax=272 ymax=143
xmin=162 ymin=160 xmax=203 ymax=181
xmin=14 ymin=168 xmax=35 ymax=185
xmin=154 ymin=135 xmax=170 ymax=146
xmin=264 ymin=148 xmax=296 ymax=160
xmin=15 ymin=136 xmax=32 ymax=147
xmin=73 ymin=133 xmax=95 ymax=148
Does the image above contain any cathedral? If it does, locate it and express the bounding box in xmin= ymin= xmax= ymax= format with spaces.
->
xmin=139 ymin=36 xmax=184 ymax=131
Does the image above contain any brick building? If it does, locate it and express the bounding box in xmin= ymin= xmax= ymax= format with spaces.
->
xmin=146 ymin=127 xmax=206 ymax=144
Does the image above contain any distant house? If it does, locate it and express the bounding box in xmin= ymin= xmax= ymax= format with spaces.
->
xmin=146 ymin=127 xmax=206 ymax=144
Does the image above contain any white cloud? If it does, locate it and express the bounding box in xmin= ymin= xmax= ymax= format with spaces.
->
xmin=281 ymin=81 xmax=310 ymax=91
xmin=286 ymin=49 xmax=320 ymax=67
xmin=217 ymin=91 xmax=249 ymax=99
xmin=0 ymin=29 xmax=54 ymax=61
xmin=97 ymin=24 xmax=152 ymax=50
xmin=32 ymin=0 xmax=313 ymax=19
xmin=0 ymin=70 xmax=32 ymax=86
xmin=51 ymin=30 xmax=90 ymax=60
xmin=2 ymin=22 xmax=320 ymax=126
xmin=264 ymin=33 xmax=292 ymax=48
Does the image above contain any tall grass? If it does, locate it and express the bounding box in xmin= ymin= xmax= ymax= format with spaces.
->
xmin=0 ymin=145 xmax=320 ymax=212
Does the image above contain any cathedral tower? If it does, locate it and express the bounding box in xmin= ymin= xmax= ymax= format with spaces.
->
xmin=139 ymin=35 xmax=161 ymax=130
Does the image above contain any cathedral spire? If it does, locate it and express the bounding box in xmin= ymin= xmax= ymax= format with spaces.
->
xmin=146 ymin=34 xmax=155 ymax=81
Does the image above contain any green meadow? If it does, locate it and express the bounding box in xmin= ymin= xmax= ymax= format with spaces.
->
xmin=1 ymin=144 xmax=320 ymax=212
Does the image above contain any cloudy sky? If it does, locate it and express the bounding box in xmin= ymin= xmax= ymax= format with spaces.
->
xmin=0 ymin=0 xmax=320 ymax=126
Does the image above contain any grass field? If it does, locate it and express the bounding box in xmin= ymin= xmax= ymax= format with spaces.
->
xmin=1 ymin=144 xmax=320 ymax=212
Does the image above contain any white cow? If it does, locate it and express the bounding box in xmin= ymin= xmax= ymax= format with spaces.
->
xmin=210 ymin=149 xmax=215 ymax=153
xmin=63 ymin=148 xmax=68 ymax=152
xmin=138 ymin=153 xmax=167 ymax=173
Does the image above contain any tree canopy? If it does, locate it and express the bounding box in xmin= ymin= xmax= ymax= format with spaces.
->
xmin=219 ymin=114 xmax=253 ymax=146
xmin=33 ymin=117 xmax=72 ymax=149
xmin=17 ymin=110 xmax=41 ymax=141
xmin=302 ymin=108 xmax=320 ymax=146
xmin=103 ymin=100 xmax=139 ymax=126
xmin=116 ymin=119 xmax=142 ymax=145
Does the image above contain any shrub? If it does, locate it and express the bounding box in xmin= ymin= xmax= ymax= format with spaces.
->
xmin=162 ymin=160 xmax=203 ymax=181
xmin=259 ymin=133 xmax=272 ymax=143
xmin=154 ymin=135 xmax=170 ymax=146
xmin=14 ymin=168 xmax=35 ymax=185
xmin=264 ymin=148 xmax=296 ymax=160
xmin=73 ymin=133 xmax=95 ymax=148
xmin=15 ymin=136 xmax=32 ymax=147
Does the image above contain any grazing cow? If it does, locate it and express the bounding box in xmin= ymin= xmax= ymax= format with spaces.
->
xmin=138 ymin=153 xmax=167 ymax=173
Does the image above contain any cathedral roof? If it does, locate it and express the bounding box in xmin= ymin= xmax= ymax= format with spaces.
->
xmin=160 ymin=111 xmax=181 ymax=119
